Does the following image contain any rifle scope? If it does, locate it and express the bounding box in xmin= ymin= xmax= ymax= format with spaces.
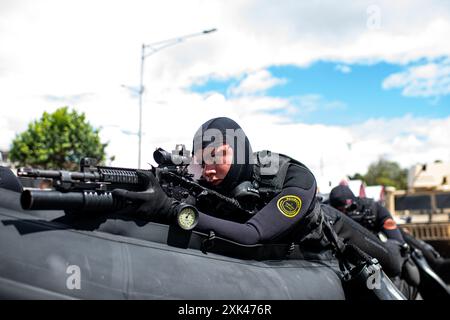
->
xmin=153 ymin=148 xmax=191 ymax=166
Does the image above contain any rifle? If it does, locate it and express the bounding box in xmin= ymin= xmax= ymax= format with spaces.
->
xmin=17 ymin=145 xmax=255 ymax=218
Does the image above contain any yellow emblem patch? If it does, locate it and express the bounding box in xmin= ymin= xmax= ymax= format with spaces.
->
xmin=277 ymin=195 xmax=302 ymax=218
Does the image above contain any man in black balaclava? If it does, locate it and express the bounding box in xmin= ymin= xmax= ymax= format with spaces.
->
xmin=188 ymin=116 xmax=321 ymax=244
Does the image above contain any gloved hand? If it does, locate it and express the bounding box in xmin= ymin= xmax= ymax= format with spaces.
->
xmin=112 ymin=170 xmax=179 ymax=219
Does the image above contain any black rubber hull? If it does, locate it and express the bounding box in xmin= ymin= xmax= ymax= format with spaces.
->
xmin=0 ymin=189 xmax=345 ymax=299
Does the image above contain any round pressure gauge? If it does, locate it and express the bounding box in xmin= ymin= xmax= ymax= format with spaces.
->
xmin=176 ymin=204 xmax=199 ymax=230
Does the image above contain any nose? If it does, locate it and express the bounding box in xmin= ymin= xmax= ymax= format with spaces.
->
xmin=203 ymin=165 xmax=216 ymax=179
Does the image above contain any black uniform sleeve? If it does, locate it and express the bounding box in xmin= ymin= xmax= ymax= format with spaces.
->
xmin=375 ymin=203 xmax=405 ymax=243
xmin=194 ymin=164 xmax=317 ymax=245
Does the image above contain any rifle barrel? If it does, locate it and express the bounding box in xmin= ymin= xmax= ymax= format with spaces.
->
xmin=17 ymin=168 xmax=97 ymax=180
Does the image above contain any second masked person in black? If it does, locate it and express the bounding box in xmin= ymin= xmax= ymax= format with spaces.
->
xmin=329 ymin=185 xmax=405 ymax=243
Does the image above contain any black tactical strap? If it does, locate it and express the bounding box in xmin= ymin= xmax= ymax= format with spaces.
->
xmin=321 ymin=218 xmax=352 ymax=279
xmin=201 ymin=231 xmax=216 ymax=254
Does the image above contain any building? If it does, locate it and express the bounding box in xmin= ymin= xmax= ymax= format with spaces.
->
xmin=408 ymin=161 xmax=450 ymax=191
xmin=385 ymin=161 xmax=450 ymax=224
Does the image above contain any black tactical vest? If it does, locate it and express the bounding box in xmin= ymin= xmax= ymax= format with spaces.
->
xmin=252 ymin=150 xmax=305 ymax=202
xmin=251 ymin=150 xmax=325 ymax=246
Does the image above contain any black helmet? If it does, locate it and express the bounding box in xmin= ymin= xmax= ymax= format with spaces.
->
xmin=329 ymin=185 xmax=357 ymax=210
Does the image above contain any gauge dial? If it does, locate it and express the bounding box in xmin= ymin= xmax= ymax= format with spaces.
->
xmin=176 ymin=205 xmax=199 ymax=230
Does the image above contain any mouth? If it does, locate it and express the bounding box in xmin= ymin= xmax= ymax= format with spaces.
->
xmin=205 ymin=177 xmax=222 ymax=185
xmin=211 ymin=179 xmax=223 ymax=185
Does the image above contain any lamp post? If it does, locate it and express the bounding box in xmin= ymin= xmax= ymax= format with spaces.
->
xmin=136 ymin=28 xmax=217 ymax=168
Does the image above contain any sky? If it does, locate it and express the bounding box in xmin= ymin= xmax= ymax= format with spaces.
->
xmin=1 ymin=0 xmax=450 ymax=191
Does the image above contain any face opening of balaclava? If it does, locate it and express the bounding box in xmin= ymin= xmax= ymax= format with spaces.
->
xmin=192 ymin=117 xmax=254 ymax=194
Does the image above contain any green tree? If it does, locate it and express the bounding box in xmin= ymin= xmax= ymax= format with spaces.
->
xmin=10 ymin=107 xmax=111 ymax=170
xmin=364 ymin=159 xmax=408 ymax=190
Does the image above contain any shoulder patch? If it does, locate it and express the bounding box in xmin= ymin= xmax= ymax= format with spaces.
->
xmin=383 ymin=218 xmax=397 ymax=230
xmin=277 ymin=195 xmax=302 ymax=218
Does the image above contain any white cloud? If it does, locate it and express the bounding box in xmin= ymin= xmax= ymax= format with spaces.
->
xmin=1 ymin=0 xmax=450 ymax=182
xmin=382 ymin=59 xmax=450 ymax=97
xmin=348 ymin=116 xmax=450 ymax=170
xmin=2 ymin=1 xmax=450 ymax=98
xmin=335 ymin=65 xmax=352 ymax=74
xmin=291 ymin=94 xmax=347 ymax=115
xmin=229 ymin=69 xmax=286 ymax=96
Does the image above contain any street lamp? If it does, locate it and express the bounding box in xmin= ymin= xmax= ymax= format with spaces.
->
xmin=136 ymin=28 xmax=217 ymax=168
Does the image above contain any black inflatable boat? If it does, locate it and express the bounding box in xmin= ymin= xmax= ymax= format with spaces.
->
xmin=0 ymin=188 xmax=347 ymax=299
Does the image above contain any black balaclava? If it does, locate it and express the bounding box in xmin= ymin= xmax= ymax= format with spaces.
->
xmin=0 ymin=166 xmax=23 ymax=193
xmin=329 ymin=185 xmax=357 ymax=209
xmin=192 ymin=117 xmax=254 ymax=194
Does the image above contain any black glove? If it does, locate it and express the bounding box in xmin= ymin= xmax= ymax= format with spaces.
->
xmin=112 ymin=170 xmax=179 ymax=219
